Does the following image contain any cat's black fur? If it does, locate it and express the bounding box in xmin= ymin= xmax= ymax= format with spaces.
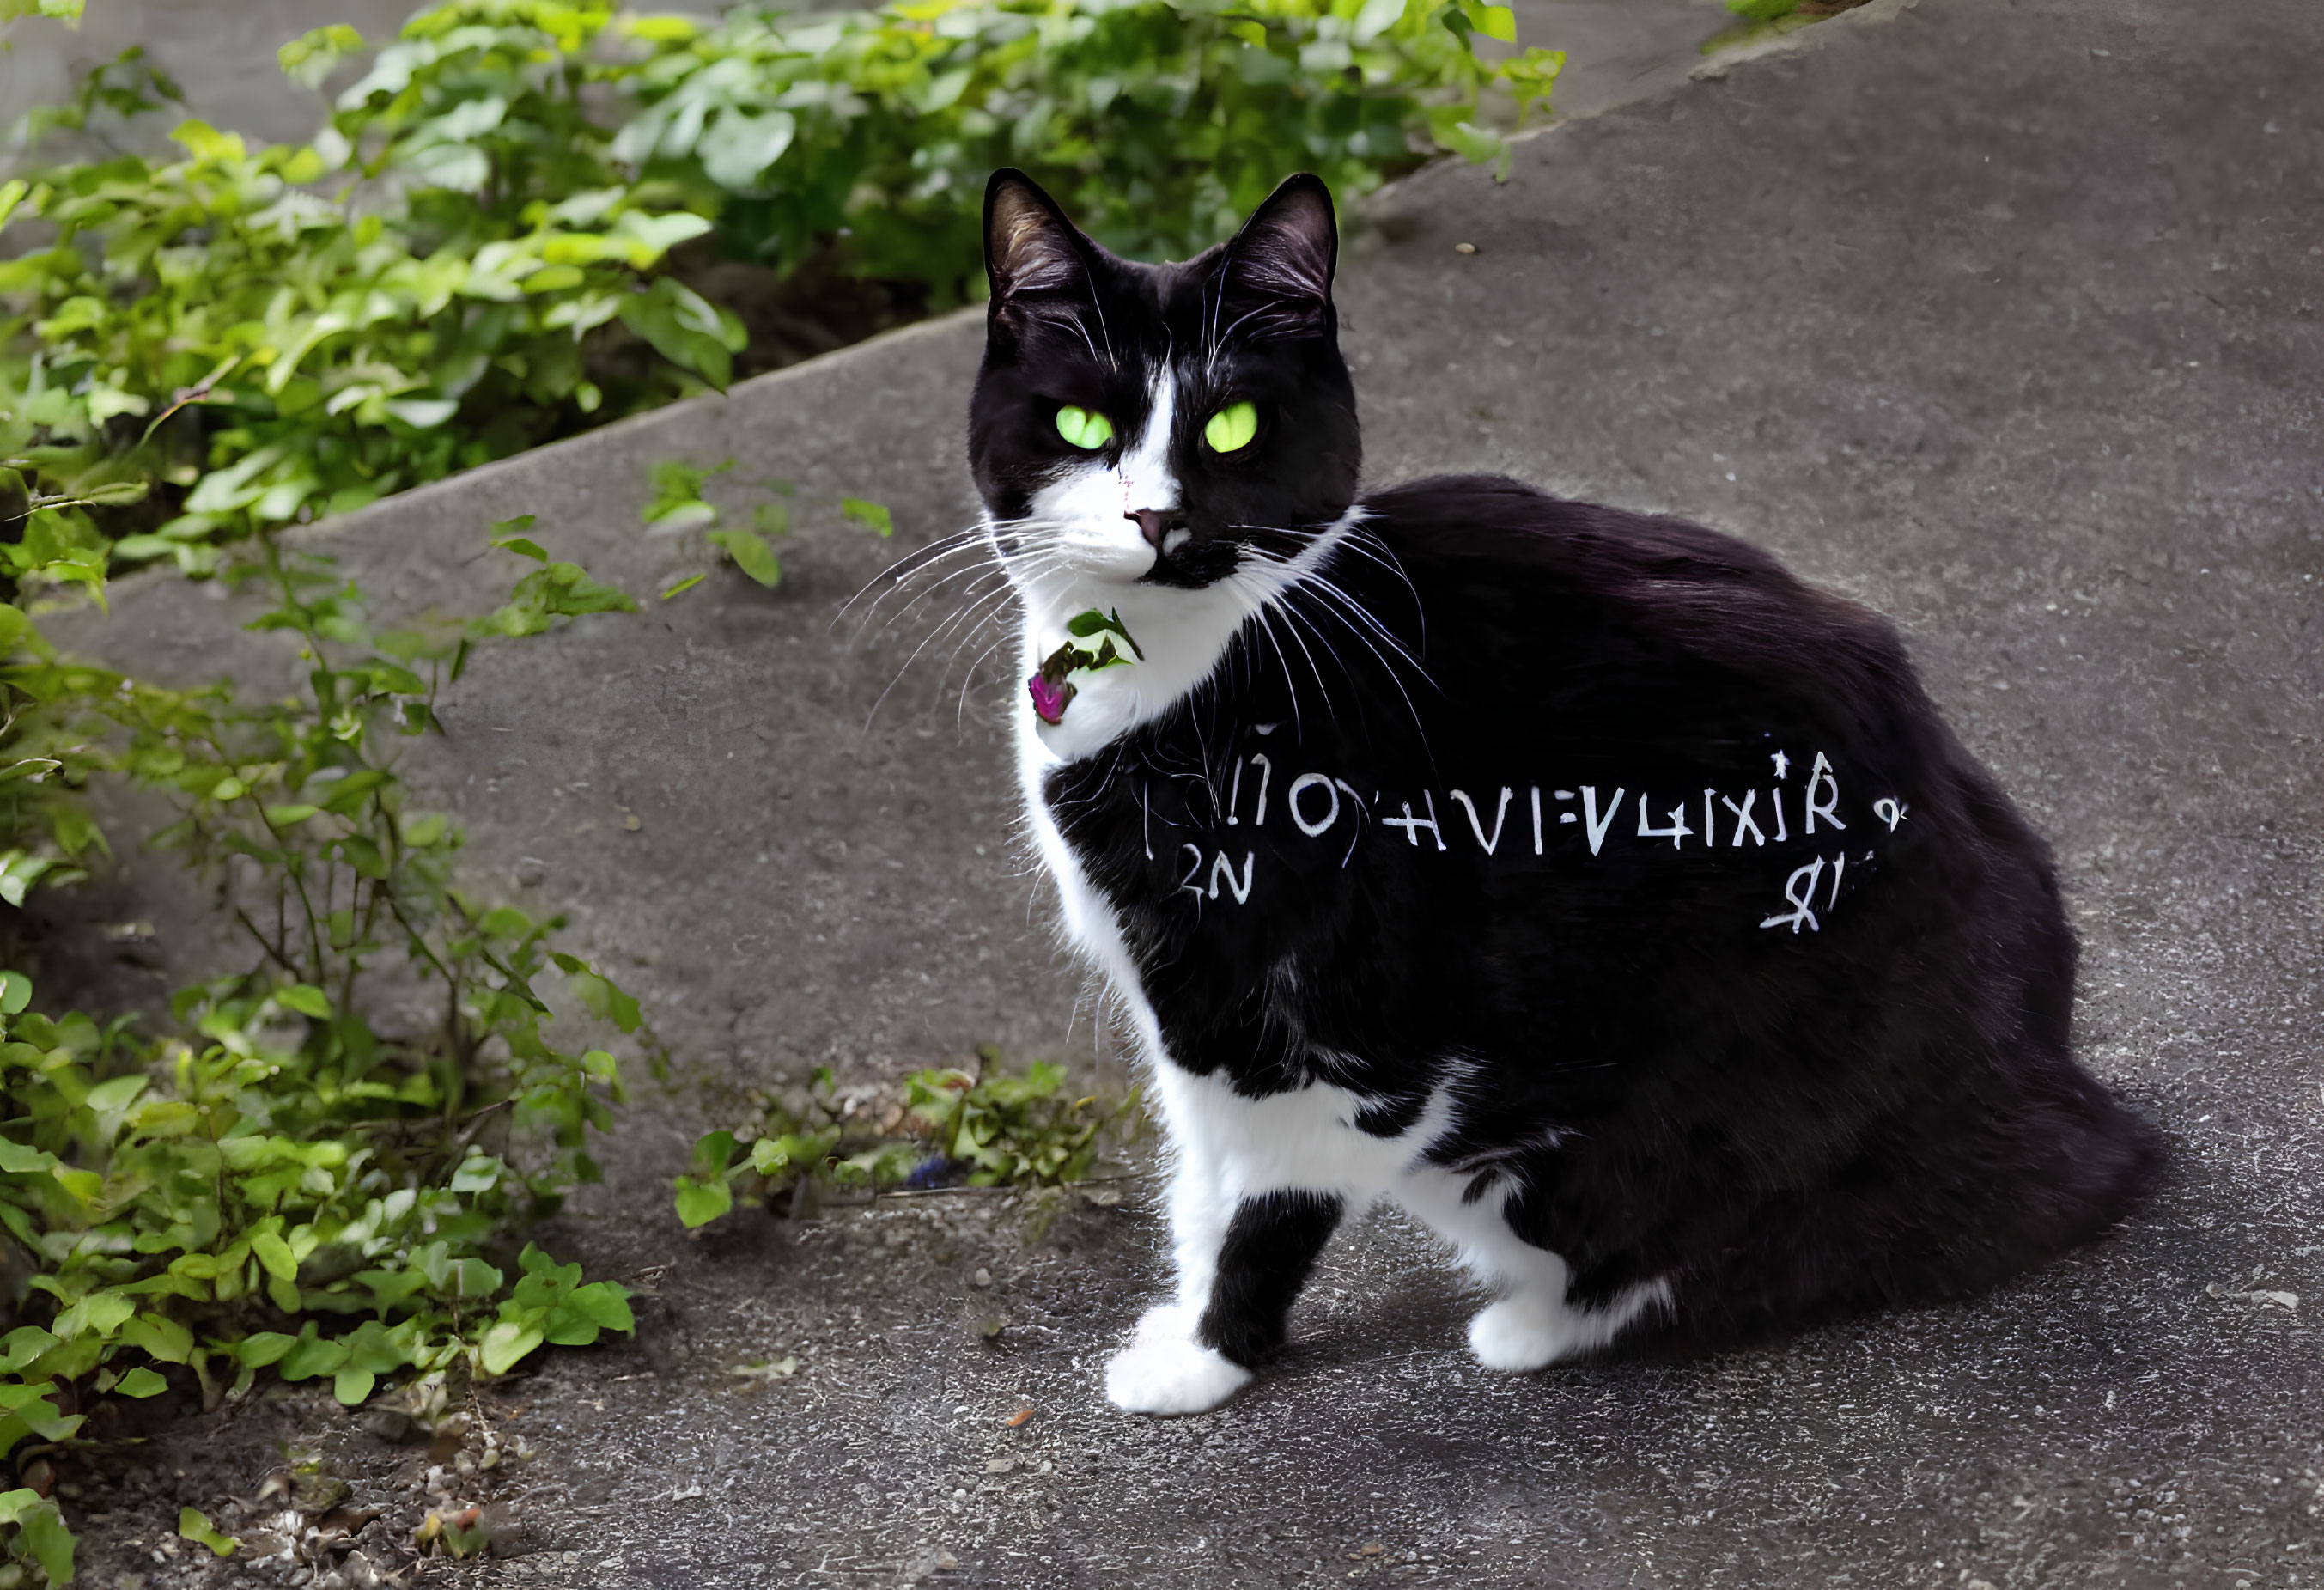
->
xmin=971 ymin=168 xmax=2157 ymax=1381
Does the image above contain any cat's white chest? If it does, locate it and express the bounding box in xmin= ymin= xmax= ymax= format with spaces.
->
xmin=1013 ymin=704 xmax=1171 ymax=1068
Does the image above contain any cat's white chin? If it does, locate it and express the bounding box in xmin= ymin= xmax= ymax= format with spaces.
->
xmin=1103 ymin=1304 xmax=1251 ymax=1415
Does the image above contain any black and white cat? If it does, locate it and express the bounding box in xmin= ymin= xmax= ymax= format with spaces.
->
xmin=961 ymin=168 xmax=2156 ymax=1415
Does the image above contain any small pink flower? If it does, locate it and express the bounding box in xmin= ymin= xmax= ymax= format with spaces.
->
xmin=1028 ymin=671 xmax=1074 ymax=724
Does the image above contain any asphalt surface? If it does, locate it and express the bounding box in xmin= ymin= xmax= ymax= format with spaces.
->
xmin=36 ymin=0 xmax=2324 ymax=1585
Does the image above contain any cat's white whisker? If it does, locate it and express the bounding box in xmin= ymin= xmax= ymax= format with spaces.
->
xmin=952 ymin=635 xmax=1012 ymax=731
xmin=862 ymin=570 xmax=1031 ymax=731
xmin=922 ymin=586 xmax=1025 ymax=713
xmin=852 ymin=554 xmax=1010 ymax=644
xmin=1225 ymin=570 xmax=1313 ymax=738
xmin=841 ymin=539 xmax=1015 ymax=653
xmin=1264 ymin=588 xmax=1369 ymax=730
xmin=1240 ymin=536 xmax=1433 ymax=692
xmin=834 ymin=524 xmax=994 ymax=625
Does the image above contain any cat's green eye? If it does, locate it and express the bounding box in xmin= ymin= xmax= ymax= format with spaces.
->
xmin=1204 ymin=400 xmax=1259 ymax=454
xmin=1056 ymin=405 xmax=1114 ymax=449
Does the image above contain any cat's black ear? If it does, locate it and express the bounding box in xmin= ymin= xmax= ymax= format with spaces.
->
xmin=1211 ymin=173 xmax=1337 ymax=343
xmin=984 ymin=169 xmax=1094 ymax=320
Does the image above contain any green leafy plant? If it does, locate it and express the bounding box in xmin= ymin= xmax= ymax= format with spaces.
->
xmin=0 ymin=1 xmax=82 ymax=27
xmin=0 ymin=5 xmax=744 ymax=588
xmin=0 ymin=518 xmax=653 ymax=1581
xmin=675 ymin=1051 xmax=1143 ymax=1228
xmin=620 ymin=0 xmax=1561 ymax=288
xmin=1700 ymin=0 xmax=1869 ymax=54
xmin=642 ymin=458 xmax=892 ymax=596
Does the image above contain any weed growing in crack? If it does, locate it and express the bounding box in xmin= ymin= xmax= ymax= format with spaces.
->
xmin=674 ymin=1048 xmax=1147 ymax=1229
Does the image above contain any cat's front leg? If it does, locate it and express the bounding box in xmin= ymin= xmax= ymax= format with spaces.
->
xmin=1104 ymin=1183 xmax=1343 ymax=1416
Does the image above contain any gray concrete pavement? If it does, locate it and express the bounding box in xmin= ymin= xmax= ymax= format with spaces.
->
xmin=40 ymin=0 xmax=2324 ymax=1585
xmin=1501 ymin=0 xmax=1737 ymax=122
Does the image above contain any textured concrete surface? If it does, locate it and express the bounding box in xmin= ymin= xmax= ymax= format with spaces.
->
xmin=1504 ymin=0 xmax=1736 ymax=122
xmin=37 ymin=0 xmax=2324 ymax=1585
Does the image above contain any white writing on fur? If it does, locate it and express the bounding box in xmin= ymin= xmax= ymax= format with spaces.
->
xmin=1159 ymin=744 xmax=1910 ymax=931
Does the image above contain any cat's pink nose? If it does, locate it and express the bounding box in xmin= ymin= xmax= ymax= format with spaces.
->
xmin=1126 ymin=509 xmax=1185 ymax=549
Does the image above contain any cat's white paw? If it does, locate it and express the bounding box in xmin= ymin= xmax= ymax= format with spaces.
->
xmin=1466 ymin=1295 xmax=1589 ymax=1373
xmin=1104 ymin=1306 xmax=1251 ymax=1415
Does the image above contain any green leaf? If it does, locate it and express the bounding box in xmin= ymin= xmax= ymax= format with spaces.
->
xmin=280 ymin=23 xmax=366 ymax=89
xmin=277 ymin=984 xmax=333 ymax=1019
xmin=841 ymin=497 xmax=894 ymax=538
xmin=16 ymin=1492 xmax=74 ymax=1583
xmin=672 ymin=1175 xmax=733 ymax=1229
xmin=642 ymin=460 xmax=732 ymax=526
xmin=660 ymin=573 xmax=706 ymax=600
xmin=705 ymin=527 xmax=780 ymax=588
xmin=448 ymin=1154 xmax=502 ymax=1193
xmin=120 ymin=1311 xmax=194 ymax=1364
xmin=563 ymin=1281 xmax=635 ymax=1334
xmin=180 ymin=1506 xmax=240 ymax=1557
xmin=85 ymin=1073 xmax=146 ymax=1112
xmin=478 ymin=1318 xmax=544 ymax=1376
xmin=620 ymin=281 xmax=735 ymax=389
xmin=0 ymin=970 xmax=31 ymax=1014
xmin=689 ymin=1130 xmax=737 ymax=1179
xmin=234 ymin=1332 xmax=297 ymax=1368
xmin=318 ymin=770 xmax=392 ymax=814
xmin=0 ymin=1328 xmax=58 ymax=1374
xmin=277 ymin=1327 xmax=350 ymax=1382
xmin=251 ymin=1230 xmax=299 ymax=1282
xmin=338 ymin=834 xmax=388 ymax=878
xmin=565 ymin=963 xmax=642 ymax=1033
xmin=1440 ymin=119 xmax=1503 ymax=165
xmin=1460 ymin=0 xmax=1517 ymax=41
xmin=333 ymin=1367 xmax=376 ymax=1404
xmin=0 ymin=1139 xmax=58 ymax=1174
xmin=52 ymin=1290 xmax=136 ymax=1343
xmin=113 ymin=1365 xmax=169 ymax=1398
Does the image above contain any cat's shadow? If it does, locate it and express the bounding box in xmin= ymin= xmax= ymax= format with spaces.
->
xmin=1278 ymin=1204 xmax=1499 ymax=1369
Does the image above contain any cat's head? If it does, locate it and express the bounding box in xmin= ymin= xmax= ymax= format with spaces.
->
xmin=968 ymin=169 xmax=1360 ymax=596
